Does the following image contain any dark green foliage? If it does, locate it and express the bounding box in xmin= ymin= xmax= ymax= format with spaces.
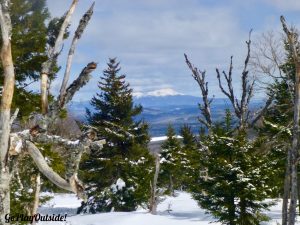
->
xmin=180 ymin=124 xmax=201 ymax=188
xmin=0 ymin=0 xmax=48 ymax=118
xmin=6 ymin=0 xmax=49 ymax=83
xmin=159 ymin=125 xmax=183 ymax=195
xmin=257 ymin=39 xmax=295 ymax=197
xmin=79 ymin=58 xmax=153 ymax=213
xmin=190 ymin=113 xmax=276 ymax=225
xmin=0 ymin=0 xmax=69 ymax=118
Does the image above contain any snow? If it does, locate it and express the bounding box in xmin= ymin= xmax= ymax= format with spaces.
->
xmin=40 ymin=193 xmax=82 ymax=209
xmin=37 ymin=192 xmax=298 ymax=225
xmin=133 ymin=88 xmax=183 ymax=98
xmin=151 ymin=135 xmax=183 ymax=142
xmin=111 ymin=178 xmax=126 ymax=193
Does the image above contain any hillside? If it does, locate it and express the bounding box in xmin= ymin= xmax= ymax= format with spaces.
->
xmin=68 ymin=95 xmax=263 ymax=136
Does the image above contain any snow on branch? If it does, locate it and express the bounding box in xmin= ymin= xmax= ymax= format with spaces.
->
xmin=9 ymin=129 xmax=105 ymax=200
xmin=25 ymin=141 xmax=86 ymax=200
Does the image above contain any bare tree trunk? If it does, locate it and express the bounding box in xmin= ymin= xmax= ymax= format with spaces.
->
xmin=280 ymin=16 xmax=300 ymax=225
xmin=169 ymin=174 xmax=174 ymax=197
xmin=288 ymin=63 xmax=300 ymax=225
xmin=0 ymin=1 xmax=14 ymax=224
xmin=41 ymin=0 xmax=79 ymax=114
xmin=31 ymin=173 xmax=41 ymax=225
xmin=282 ymin=153 xmax=291 ymax=225
xmin=40 ymin=73 xmax=48 ymax=114
xmin=149 ymin=155 xmax=160 ymax=215
xmin=59 ymin=3 xmax=94 ymax=106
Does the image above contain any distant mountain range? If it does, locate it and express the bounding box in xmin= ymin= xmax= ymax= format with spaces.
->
xmin=68 ymin=94 xmax=264 ymax=137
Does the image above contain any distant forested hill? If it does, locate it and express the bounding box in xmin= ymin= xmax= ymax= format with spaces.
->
xmin=68 ymin=95 xmax=263 ymax=136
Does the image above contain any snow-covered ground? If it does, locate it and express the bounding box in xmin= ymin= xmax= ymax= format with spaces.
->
xmin=38 ymin=192 xmax=298 ymax=225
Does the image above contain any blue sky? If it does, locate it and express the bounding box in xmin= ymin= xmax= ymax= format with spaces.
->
xmin=45 ymin=0 xmax=300 ymax=101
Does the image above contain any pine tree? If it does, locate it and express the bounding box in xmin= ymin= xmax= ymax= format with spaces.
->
xmin=159 ymin=125 xmax=183 ymax=195
xmin=78 ymin=58 xmax=153 ymax=213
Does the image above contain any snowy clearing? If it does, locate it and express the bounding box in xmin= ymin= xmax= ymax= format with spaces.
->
xmin=38 ymin=192 xmax=299 ymax=225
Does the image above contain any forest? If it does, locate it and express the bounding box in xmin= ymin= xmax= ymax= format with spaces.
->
xmin=0 ymin=0 xmax=300 ymax=225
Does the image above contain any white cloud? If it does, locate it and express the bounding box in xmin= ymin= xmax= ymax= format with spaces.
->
xmin=264 ymin=0 xmax=300 ymax=11
xmin=45 ymin=0 xmax=282 ymax=101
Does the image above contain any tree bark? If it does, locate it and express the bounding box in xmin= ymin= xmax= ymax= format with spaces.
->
xmin=31 ymin=173 xmax=40 ymax=225
xmin=41 ymin=0 xmax=79 ymax=114
xmin=149 ymin=155 xmax=160 ymax=215
xmin=0 ymin=1 xmax=14 ymax=224
xmin=280 ymin=16 xmax=300 ymax=225
xmin=282 ymin=153 xmax=291 ymax=225
xmin=59 ymin=2 xmax=94 ymax=106
xmin=288 ymin=63 xmax=300 ymax=225
xmin=169 ymin=174 xmax=174 ymax=197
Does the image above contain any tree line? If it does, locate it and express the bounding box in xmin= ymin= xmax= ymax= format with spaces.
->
xmin=0 ymin=1 xmax=300 ymax=225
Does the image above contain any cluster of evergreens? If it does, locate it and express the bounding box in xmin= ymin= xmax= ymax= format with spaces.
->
xmin=3 ymin=1 xmax=299 ymax=225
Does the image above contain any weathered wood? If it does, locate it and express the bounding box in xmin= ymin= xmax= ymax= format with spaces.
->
xmin=149 ymin=154 xmax=160 ymax=214
xmin=0 ymin=1 xmax=15 ymax=224
xmin=26 ymin=141 xmax=75 ymax=192
xmin=184 ymin=54 xmax=212 ymax=129
xmin=31 ymin=173 xmax=40 ymax=225
xmin=55 ymin=62 xmax=97 ymax=110
xmin=41 ymin=0 xmax=79 ymax=114
xmin=59 ymin=2 xmax=95 ymax=106
xmin=216 ymin=31 xmax=254 ymax=129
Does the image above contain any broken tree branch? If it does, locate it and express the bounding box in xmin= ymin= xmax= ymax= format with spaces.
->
xmin=184 ymin=53 xmax=212 ymax=129
xmin=41 ymin=0 xmax=79 ymax=114
xmin=250 ymin=95 xmax=273 ymax=127
xmin=57 ymin=62 xmax=97 ymax=109
xmin=59 ymin=2 xmax=95 ymax=106
xmin=26 ymin=141 xmax=74 ymax=192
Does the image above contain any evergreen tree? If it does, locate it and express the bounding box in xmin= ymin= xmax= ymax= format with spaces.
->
xmin=0 ymin=0 xmax=69 ymax=118
xmin=190 ymin=113 xmax=276 ymax=225
xmin=159 ymin=125 xmax=183 ymax=195
xmin=180 ymin=124 xmax=201 ymax=189
xmin=78 ymin=58 xmax=153 ymax=213
xmin=256 ymin=38 xmax=298 ymax=199
xmin=0 ymin=0 xmax=48 ymax=117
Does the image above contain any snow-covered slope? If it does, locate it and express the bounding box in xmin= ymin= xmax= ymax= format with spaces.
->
xmin=38 ymin=192 xmax=294 ymax=225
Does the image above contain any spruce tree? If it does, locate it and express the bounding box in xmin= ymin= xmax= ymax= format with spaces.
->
xmin=190 ymin=113 xmax=276 ymax=225
xmin=78 ymin=58 xmax=153 ymax=213
xmin=180 ymin=124 xmax=201 ymax=189
xmin=159 ymin=125 xmax=183 ymax=195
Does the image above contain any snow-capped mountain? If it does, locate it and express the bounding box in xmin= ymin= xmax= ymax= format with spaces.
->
xmin=133 ymin=88 xmax=183 ymax=98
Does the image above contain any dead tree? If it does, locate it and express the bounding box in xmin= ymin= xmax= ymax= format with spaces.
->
xmin=41 ymin=0 xmax=79 ymax=115
xmin=184 ymin=54 xmax=212 ymax=130
xmin=280 ymin=16 xmax=300 ymax=225
xmin=185 ymin=31 xmax=272 ymax=130
xmin=0 ymin=0 xmax=16 ymax=222
xmin=0 ymin=1 xmax=104 ymax=224
xmin=215 ymin=31 xmax=256 ymax=129
xmin=149 ymin=154 xmax=160 ymax=215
